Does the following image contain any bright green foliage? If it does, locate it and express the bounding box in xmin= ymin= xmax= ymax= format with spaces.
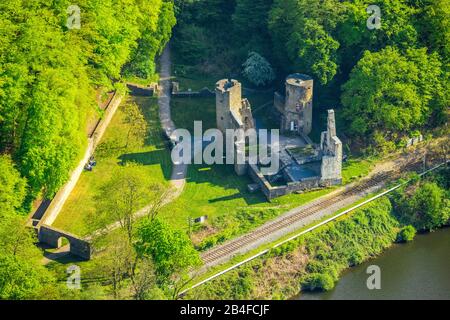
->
xmin=397 ymin=225 xmax=416 ymax=242
xmin=125 ymin=0 xmax=176 ymax=79
xmin=392 ymin=182 xmax=449 ymax=231
xmin=416 ymin=0 xmax=450 ymax=63
xmin=0 ymin=213 xmax=59 ymax=299
xmin=0 ymin=0 xmax=175 ymax=202
xmin=135 ymin=218 xmax=201 ymax=279
xmin=301 ymin=273 xmax=335 ymax=291
xmin=0 ymin=155 xmax=26 ymax=216
xmin=242 ymin=52 xmax=275 ymax=86
xmin=341 ymin=47 xmax=444 ymax=139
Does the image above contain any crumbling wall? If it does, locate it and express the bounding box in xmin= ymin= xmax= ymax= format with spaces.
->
xmin=38 ymin=225 xmax=91 ymax=260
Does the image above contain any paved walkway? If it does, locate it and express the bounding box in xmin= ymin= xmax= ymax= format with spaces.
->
xmin=89 ymin=44 xmax=187 ymax=237
xmin=42 ymin=45 xmax=186 ymax=262
xmin=158 ymin=44 xmax=187 ymax=197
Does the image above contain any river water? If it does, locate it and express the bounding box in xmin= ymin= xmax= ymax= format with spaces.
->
xmin=296 ymin=228 xmax=450 ymax=300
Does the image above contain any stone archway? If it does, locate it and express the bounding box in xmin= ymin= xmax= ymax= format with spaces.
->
xmin=38 ymin=225 xmax=91 ymax=260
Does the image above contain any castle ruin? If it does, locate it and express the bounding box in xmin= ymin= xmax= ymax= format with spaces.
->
xmin=215 ymin=75 xmax=343 ymax=200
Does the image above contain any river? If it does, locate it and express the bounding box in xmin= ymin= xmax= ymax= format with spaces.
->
xmin=296 ymin=228 xmax=450 ymax=300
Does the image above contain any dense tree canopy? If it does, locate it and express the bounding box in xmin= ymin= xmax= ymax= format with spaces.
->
xmin=0 ymin=0 xmax=175 ymax=206
xmin=341 ymin=47 xmax=444 ymax=139
xmin=135 ymin=218 xmax=201 ymax=279
xmin=242 ymin=52 xmax=275 ymax=86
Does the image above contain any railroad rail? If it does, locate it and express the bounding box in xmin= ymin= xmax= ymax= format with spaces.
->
xmin=200 ymin=160 xmax=422 ymax=266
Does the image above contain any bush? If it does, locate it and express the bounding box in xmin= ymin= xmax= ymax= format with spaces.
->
xmin=397 ymin=225 xmax=417 ymax=242
xmin=392 ymin=182 xmax=449 ymax=231
xmin=301 ymin=273 xmax=335 ymax=292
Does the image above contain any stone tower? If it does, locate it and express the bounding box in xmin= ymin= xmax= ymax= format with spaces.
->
xmin=320 ymin=109 xmax=342 ymax=184
xmin=215 ymin=79 xmax=255 ymax=176
xmin=216 ymin=79 xmax=243 ymax=134
xmin=278 ymin=74 xmax=314 ymax=135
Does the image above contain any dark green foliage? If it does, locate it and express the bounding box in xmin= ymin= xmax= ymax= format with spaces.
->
xmin=173 ymin=0 xmax=448 ymax=151
xmin=341 ymin=47 xmax=444 ymax=142
xmin=188 ymin=197 xmax=400 ymax=299
xmin=391 ymin=180 xmax=449 ymax=231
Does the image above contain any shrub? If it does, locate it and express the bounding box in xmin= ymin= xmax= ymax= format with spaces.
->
xmin=397 ymin=225 xmax=417 ymax=242
xmin=300 ymin=273 xmax=335 ymax=292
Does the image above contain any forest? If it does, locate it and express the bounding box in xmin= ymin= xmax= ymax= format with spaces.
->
xmin=0 ymin=0 xmax=175 ymax=212
xmin=173 ymin=0 xmax=449 ymax=147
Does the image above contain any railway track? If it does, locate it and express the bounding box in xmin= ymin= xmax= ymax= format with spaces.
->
xmin=200 ymin=161 xmax=423 ymax=266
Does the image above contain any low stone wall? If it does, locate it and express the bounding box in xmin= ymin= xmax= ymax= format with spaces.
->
xmin=173 ymin=88 xmax=215 ymax=98
xmin=249 ymin=163 xmax=324 ymax=200
xmin=38 ymin=225 xmax=91 ymax=260
xmin=126 ymin=83 xmax=156 ymax=96
xmin=37 ymin=92 xmax=123 ymax=228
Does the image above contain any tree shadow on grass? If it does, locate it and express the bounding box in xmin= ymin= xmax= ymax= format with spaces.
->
xmin=118 ymin=150 xmax=172 ymax=181
xmin=187 ymin=164 xmax=267 ymax=206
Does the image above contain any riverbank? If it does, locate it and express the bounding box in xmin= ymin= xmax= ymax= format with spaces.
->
xmin=297 ymin=227 xmax=450 ymax=300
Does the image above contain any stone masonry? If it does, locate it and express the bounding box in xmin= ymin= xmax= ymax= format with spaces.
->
xmin=274 ymin=73 xmax=313 ymax=135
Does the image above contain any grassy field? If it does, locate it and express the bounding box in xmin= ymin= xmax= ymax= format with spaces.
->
xmin=342 ymin=158 xmax=375 ymax=184
xmin=52 ymin=96 xmax=172 ymax=236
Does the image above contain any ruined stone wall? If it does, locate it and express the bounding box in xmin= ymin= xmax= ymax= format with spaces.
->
xmin=38 ymin=225 xmax=91 ymax=260
xmin=216 ymin=79 xmax=243 ymax=133
xmin=37 ymin=92 xmax=123 ymax=227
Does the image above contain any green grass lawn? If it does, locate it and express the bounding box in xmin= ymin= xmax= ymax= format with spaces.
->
xmin=52 ymin=96 xmax=172 ymax=236
xmin=171 ymin=96 xmax=216 ymax=132
xmin=342 ymin=158 xmax=375 ymax=184
xmin=158 ymin=163 xmax=334 ymax=248
xmin=168 ymin=94 xmax=376 ymax=248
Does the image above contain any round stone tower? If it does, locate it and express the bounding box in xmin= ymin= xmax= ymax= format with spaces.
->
xmin=215 ymin=79 xmax=242 ymax=134
xmin=282 ymin=73 xmax=313 ymax=135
